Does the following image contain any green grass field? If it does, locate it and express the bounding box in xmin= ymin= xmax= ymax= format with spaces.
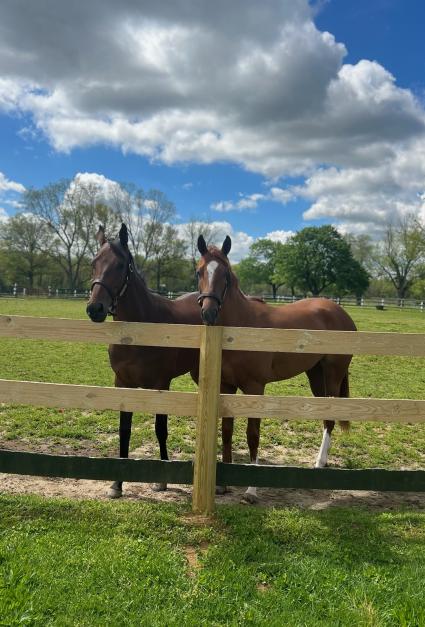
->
xmin=0 ymin=297 xmax=425 ymax=469
xmin=1 ymin=298 xmax=425 ymax=625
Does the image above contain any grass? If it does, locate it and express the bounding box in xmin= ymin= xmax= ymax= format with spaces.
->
xmin=1 ymin=298 xmax=425 ymax=624
xmin=0 ymin=297 xmax=425 ymax=469
xmin=1 ymin=494 xmax=425 ymax=626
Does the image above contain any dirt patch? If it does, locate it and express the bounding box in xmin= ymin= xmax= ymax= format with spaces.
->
xmin=1 ymin=445 xmax=425 ymax=511
xmin=184 ymin=542 xmax=209 ymax=576
xmin=1 ymin=472 xmax=425 ymax=511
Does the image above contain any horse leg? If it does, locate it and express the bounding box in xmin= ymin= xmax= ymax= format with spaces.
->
xmin=243 ymin=417 xmax=261 ymax=503
xmin=239 ymin=382 xmax=264 ymax=504
xmin=152 ymin=414 xmax=169 ymax=491
xmin=307 ymin=360 xmax=350 ymax=468
xmin=108 ymin=410 xmax=133 ymax=498
xmin=216 ymin=383 xmax=237 ymax=495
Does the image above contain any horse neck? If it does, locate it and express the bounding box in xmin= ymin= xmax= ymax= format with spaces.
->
xmin=113 ymin=271 xmax=156 ymax=322
xmin=219 ymin=284 xmax=254 ymax=326
xmin=114 ymin=270 xmax=184 ymax=323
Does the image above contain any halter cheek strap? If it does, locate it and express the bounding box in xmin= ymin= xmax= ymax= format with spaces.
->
xmin=91 ymin=256 xmax=134 ymax=316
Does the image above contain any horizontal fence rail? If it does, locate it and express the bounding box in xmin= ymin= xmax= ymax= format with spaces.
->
xmin=1 ymin=315 xmax=425 ymax=514
xmin=2 ymin=451 xmax=425 ymax=493
xmin=2 ymin=315 xmax=425 ymax=355
xmin=2 ymin=379 xmax=425 ymax=424
xmin=0 ymin=379 xmax=198 ymax=416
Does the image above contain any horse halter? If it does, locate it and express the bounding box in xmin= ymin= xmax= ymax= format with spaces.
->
xmin=91 ymin=252 xmax=134 ymax=316
xmin=197 ymin=268 xmax=231 ymax=310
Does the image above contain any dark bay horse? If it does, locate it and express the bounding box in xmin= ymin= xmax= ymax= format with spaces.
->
xmin=86 ymin=223 xmax=201 ymax=498
xmin=196 ymin=235 xmax=356 ymax=502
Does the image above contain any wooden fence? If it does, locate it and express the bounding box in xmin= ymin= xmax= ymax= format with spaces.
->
xmin=1 ymin=314 xmax=425 ymax=514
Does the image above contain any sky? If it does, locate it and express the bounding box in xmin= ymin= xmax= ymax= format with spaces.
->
xmin=1 ymin=0 xmax=425 ymax=260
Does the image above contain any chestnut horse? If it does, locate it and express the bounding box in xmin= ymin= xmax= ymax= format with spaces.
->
xmin=86 ymin=223 xmax=201 ymax=498
xmin=196 ymin=234 xmax=356 ymax=502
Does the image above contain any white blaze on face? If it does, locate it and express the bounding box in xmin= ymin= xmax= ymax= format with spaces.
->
xmin=206 ymin=260 xmax=219 ymax=289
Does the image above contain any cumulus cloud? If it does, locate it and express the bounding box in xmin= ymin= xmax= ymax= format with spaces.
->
xmin=175 ymin=219 xmax=254 ymax=261
xmin=1 ymin=1 xmax=425 ymax=233
xmin=0 ymin=172 xmax=25 ymax=218
xmin=212 ymin=188 xmax=293 ymax=213
xmin=265 ymin=230 xmax=295 ymax=243
xmin=0 ymin=172 xmax=25 ymax=194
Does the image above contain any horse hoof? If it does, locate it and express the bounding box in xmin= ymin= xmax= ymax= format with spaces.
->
xmin=241 ymin=492 xmax=259 ymax=505
xmin=107 ymin=487 xmax=123 ymax=499
xmin=152 ymin=482 xmax=167 ymax=492
xmin=216 ymin=485 xmax=229 ymax=495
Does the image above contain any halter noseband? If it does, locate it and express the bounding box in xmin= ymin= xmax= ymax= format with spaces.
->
xmin=91 ymin=253 xmax=134 ymax=316
xmin=197 ymin=268 xmax=231 ymax=310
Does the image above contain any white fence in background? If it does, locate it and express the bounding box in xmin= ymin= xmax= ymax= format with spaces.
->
xmin=1 ymin=284 xmax=425 ymax=310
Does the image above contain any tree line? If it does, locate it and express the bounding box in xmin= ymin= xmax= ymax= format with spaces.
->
xmin=1 ymin=176 xmax=425 ymax=300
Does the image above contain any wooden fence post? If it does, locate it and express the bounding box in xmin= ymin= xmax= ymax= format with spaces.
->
xmin=192 ymin=325 xmax=223 ymax=515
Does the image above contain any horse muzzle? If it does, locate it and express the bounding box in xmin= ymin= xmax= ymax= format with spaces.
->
xmin=201 ymin=306 xmax=219 ymax=326
xmin=86 ymin=301 xmax=108 ymax=323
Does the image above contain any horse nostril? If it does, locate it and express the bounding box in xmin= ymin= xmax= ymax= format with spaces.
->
xmin=86 ymin=302 xmax=104 ymax=317
xmin=201 ymin=307 xmax=218 ymax=326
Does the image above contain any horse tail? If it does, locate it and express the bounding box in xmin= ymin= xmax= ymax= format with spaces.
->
xmin=338 ymin=373 xmax=350 ymax=433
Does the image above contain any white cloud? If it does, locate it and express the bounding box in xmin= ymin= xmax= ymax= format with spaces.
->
xmin=1 ymin=2 xmax=425 ymax=233
xmin=212 ymin=188 xmax=293 ymax=213
xmin=0 ymin=172 xmax=25 ymax=194
xmin=0 ymin=172 xmax=26 ymax=218
xmin=175 ymin=219 xmax=254 ymax=262
xmin=265 ymin=230 xmax=295 ymax=243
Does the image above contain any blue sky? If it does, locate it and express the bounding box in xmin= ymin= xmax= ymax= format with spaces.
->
xmin=1 ymin=0 xmax=425 ymax=259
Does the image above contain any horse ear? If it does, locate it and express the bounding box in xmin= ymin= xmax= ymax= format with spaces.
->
xmin=221 ymin=235 xmax=232 ymax=256
xmin=197 ymin=234 xmax=208 ymax=255
xmin=96 ymin=225 xmax=106 ymax=246
xmin=119 ymin=223 xmax=128 ymax=247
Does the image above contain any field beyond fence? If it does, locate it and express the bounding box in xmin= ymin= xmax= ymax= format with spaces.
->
xmin=3 ymin=284 xmax=425 ymax=311
xmin=1 ymin=314 xmax=425 ymax=513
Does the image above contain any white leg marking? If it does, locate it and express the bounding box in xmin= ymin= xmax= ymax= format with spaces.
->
xmin=315 ymin=428 xmax=331 ymax=468
xmin=245 ymin=458 xmax=258 ymax=501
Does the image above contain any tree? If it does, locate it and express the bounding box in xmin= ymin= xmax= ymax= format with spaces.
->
xmin=24 ymin=177 xmax=119 ymax=289
xmin=238 ymin=239 xmax=287 ymax=299
xmin=373 ymin=217 xmax=425 ymax=299
xmin=146 ymin=224 xmax=187 ymax=292
xmin=283 ymin=225 xmax=369 ymax=296
xmin=182 ymin=218 xmax=220 ymax=287
xmin=0 ymin=213 xmax=50 ymax=289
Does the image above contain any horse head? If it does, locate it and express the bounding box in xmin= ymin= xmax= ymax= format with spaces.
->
xmin=196 ymin=234 xmax=232 ymax=325
xmin=86 ymin=223 xmax=134 ymax=322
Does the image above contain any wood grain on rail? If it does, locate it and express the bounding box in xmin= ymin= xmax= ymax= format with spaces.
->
xmin=222 ymin=326 xmax=425 ymax=356
xmin=0 ymin=379 xmax=198 ymax=416
xmin=1 ymin=315 xmax=425 ymax=355
xmin=221 ymin=394 xmax=425 ymax=423
xmin=0 ymin=315 xmax=201 ymax=348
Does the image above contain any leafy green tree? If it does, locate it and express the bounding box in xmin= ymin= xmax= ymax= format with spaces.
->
xmin=373 ymin=217 xmax=425 ymax=299
xmin=145 ymin=224 xmax=187 ymax=292
xmin=0 ymin=213 xmax=50 ymax=289
xmin=238 ymin=239 xmax=287 ymax=299
xmin=283 ymin=225 xmax=369 ymax=296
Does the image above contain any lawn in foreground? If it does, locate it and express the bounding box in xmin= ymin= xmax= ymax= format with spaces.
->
xmin=1 ymin=494 xmax=425 ymax=626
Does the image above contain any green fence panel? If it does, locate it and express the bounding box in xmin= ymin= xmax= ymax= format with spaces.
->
xmin=0 ymin=450 xmax=193 ymax=484
xmin=216 ymin=463 xmax=425 ymax=492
